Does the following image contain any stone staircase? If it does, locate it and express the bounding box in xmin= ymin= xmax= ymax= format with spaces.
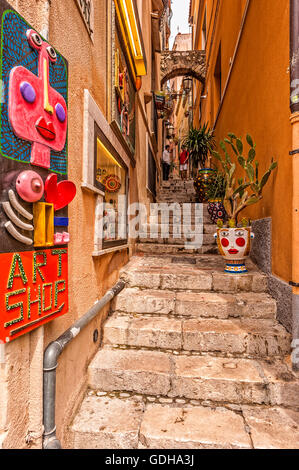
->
xmin=138 ymin=179 xmax=217 ymax=255
xmin=157 ymin=179 xmax=197 ymax=203
xmin=69 ymin=179 xmax=299 ymax=449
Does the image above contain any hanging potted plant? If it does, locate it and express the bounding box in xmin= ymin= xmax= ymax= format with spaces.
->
xmin=183 ymin=124 xmax=216 ymax=202
xmin=212 ymin=133 xmax=277 ymax=274
xmin=206 ymin=170 xmax=227 ymax=224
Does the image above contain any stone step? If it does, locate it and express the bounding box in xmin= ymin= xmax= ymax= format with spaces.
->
xmin=157 ymin=192 xmax=196 ymax=197
xmin=103 ymin=314 xmax=290 ymax=358
xmin=136 ymin=243 xmax=218 ymax=255
xmin=157 ymin=198 xmax=197 ymax=201
xmin=160 ymin=182 xmax=195 ymax=187
xmin=139 ymin=404 xmax=299 ymax=449
xmin=120 ymin=266 xmax=213 ymax=290
xmin=112 ymin=288 xmax=276 ymax=318
xmin=157 ymin=193 xmax=196 ymax=198
xmin=87 ymin=349 xmax=298 ymax=407
xmin=160 ymin=182 xmax=193 ymax=186
xmin=138 ymin=233 xmax=216 ymax=245
xmin=148 ymin=212 xmax=213 ymax=224
xmin=158 ymin=185 xmax=195 ymax=189
xmin=148 ymin=202 xmax=208 ymax=209
xmin=70 ymin=395 xmax=144 ymax=449
xmin=175 ymin=291 xmax=274 ymax=316
xmin=160 ymin=180 xmax=195 ymax=188
xmin=119 ymin=260 xmax=268 ymax=292
xmin=144 ymin=405 xmax=239 ymax=449
xmin=157 ymin=197 xmax=197 ymax=203
xmin=181 ymin=317 xmax=290 ymax=357
xmin=157 ymin=189 xmax=196 ymax=194
xmin=157 ymin=190 xmax=195 ymax=193
xmin=148 ymin=215 xmax=213 ymax=225
xmin=150 ymin=201 xmax=209 ymax=210
xmin=143 ymin=223 xmax=217 ymax=234
xmin=141 ymin=223 xmax=215 ymax=234
xmin=157 ymin=200 xmax=198 ymax=205
xmin=157 ymin=190 xmax=196 ymax=194
xmin=70 ymin=394 xmax=299 ymax=449
xmin=157 ymin=195 xmax=196 ymax=199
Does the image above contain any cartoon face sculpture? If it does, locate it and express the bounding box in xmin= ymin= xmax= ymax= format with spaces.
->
xmin=8 ymin=29 xmax=67 ymax=169
xmin=216 ymin=227 xmax=254 ymax=260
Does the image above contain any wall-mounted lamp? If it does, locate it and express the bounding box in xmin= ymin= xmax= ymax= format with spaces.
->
xmin=183 ymin=76 xmax=192 ymax=94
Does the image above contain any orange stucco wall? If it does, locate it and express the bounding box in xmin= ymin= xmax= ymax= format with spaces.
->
xmin=193 ymin=0 xmax=292 ymax=283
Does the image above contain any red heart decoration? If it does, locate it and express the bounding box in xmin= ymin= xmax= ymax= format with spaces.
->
xmin=44 ymin=173 xmax=76 ymax=211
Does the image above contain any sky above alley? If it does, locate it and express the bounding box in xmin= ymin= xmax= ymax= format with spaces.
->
xmin=169 ymin=0 xmax=191 ymax=49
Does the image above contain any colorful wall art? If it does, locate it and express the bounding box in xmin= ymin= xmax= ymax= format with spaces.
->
xmin=0 ymin=2 xmax=76 ymax=343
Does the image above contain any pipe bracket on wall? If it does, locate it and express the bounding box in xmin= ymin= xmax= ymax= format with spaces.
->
xmin=289 ymin=148 xmax=299 ymax=156
xmin=289 ymin=281 xmax=299 ymax=287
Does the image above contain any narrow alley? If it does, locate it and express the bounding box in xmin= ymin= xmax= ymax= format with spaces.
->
xmin=0 ymin=0 xmax=298 ymax=455
xmin=70 ymin=178 xmax=299 ymax=449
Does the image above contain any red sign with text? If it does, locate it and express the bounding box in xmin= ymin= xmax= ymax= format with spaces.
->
xmin=0 ymin=248 xmax=68 ymax=343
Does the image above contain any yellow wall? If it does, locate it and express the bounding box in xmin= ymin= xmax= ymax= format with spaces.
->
xmin=193 ymin=0 xmax=292 ymax=283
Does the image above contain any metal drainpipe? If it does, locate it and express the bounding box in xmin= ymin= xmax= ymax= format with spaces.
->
xmin=40 ymin=0 xmax=51 ymax=40
xmin=43 ymin=280 xmax=126 ymax=449
xmin=290 ymin=0 xmax=299 ymax=370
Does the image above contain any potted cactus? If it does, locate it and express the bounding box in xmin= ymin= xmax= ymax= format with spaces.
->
xmin=212 ymin=133 xmax=277 ymax=273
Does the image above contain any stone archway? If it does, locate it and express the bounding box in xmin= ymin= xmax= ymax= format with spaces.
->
xmin=160 ymin=50 xmax=206 ymax=86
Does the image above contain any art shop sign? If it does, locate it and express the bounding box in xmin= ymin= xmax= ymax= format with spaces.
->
xmin=0 ymin=249 xmax=68 ymax=342
xmin=0 ymin=1 xmax=76 ymax=342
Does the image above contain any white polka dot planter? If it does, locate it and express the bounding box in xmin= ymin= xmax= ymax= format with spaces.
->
xmin=214 ymin=227 xmax=255 ymax=273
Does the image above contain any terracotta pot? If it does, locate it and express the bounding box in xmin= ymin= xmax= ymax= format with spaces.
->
xmin=214 ymin=226 xmax=255 ymax=273
xmin=208 ymin=199 xmax=227 ymax=224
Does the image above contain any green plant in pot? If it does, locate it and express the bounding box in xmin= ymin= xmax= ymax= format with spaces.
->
xmin=183 ymin=124 xmax=216 ymax=202
xmin=206 ymin=170 xmax=227 ymax=224
xmin=211 ymin=133 xmax=277 ymax=274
